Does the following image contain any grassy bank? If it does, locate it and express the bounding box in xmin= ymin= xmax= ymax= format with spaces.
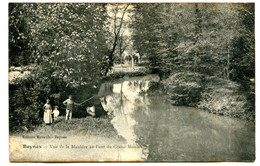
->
xmin=103 ymin=66 xmax=150 ymax=80
xmin=198 ymin=77 xmax=254 ymax=122
xmin=159 ymin=72 xmax=254 ymax=122
xmin=11 ymin=116 xmax=125 ymax=141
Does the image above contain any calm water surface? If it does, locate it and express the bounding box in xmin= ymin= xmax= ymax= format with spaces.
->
xmin=99 ymin=75 xmax=255 ymax=161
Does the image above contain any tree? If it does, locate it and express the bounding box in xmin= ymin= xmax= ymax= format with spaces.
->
xmin=230 ymin=3 xmax=255 ymax=83
xmin=131 ymin=4 xmax=163 ymax=75
xmin=22 ymin=3 xmax=109 ymax=88
xmin=9 ymin=3 xmax=35 ymax=66
xmin=9 ymin=3 xmax=111 ymax=132
xmin=114 ymin=34 xmax=130 ymax=65
xmin=132 ymin=4 xmax=248 ymax=80
xmin=104 ymin=4 xmax=130 ymax=74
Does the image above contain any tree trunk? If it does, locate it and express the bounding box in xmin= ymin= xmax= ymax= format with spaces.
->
xmin=120 ymin=55 xmax=123 ymax=66
xmin=227 ymin=44 xmax=230 ymax=80
xmin=105 ymin=4 xmax=129 ymax=76
xmin=131 ymin=55 xmax=134 ymax=68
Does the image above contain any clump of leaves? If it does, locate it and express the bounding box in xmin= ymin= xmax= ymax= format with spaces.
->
xmin=162 ymin=71 xmax=203 ymax=107
xmin=199 ymin=77 xmax=253 ymax=121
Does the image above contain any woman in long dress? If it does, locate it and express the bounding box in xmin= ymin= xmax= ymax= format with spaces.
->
xmin=43 ymin=99 xmax=53 ymax=124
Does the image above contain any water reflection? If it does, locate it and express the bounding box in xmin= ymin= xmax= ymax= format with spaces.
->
xmin=98 ymin=74 xmax=255 ymax=161
xmin=100 ymin=75 xmax=159 ymax=160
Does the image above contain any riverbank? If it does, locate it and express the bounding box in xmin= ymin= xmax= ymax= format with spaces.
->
xmin=9 ymin=70 xmax=255 ymax=163
xmin=104 ymin=64 xmax=150 ymax=80
xmin=11 ymin=116 xmax=124 ymax=140
xmin=10 ymin=78 xmax=255 ymax=161
xmin=159 ymin=71 xmax=254 ymax=122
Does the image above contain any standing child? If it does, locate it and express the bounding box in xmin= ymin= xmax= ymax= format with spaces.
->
xmin=53 ymin=106 xmax=60 ymax=121
xmin=43 ymin=99 xmax=53 ymax=124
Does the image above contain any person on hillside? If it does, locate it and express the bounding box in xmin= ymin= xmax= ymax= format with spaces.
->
xmin=43 ymin=99 xmax=53 ymax=124
xmin=63 ymin=95 xmax=80 ymax=120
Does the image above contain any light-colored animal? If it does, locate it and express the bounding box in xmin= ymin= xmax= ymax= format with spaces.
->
xmin=86 ymin=106 xmax=95 ymax=116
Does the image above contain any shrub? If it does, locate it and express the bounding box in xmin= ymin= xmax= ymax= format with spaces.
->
xmin=9 ymin=65 xmax=103 ymax=133
xmin=9 ymin=83 xmax=43 ymax=133
xmin=162 ymin=72 xmax=204 ymax=106
xmin=198 ymin=77 xmax=252 ymax=121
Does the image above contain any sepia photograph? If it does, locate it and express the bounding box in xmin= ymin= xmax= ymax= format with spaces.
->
xmin=8 ymin=2 xmax=255 ymax=162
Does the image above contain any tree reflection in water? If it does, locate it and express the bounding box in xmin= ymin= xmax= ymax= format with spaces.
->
xmin=100 ymin=75 xmax=160 ymax=160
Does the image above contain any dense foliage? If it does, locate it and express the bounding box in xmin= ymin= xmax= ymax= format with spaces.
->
xmin=9 ymin=4 xmax=33 ymax=66
xmin=131 ymin=3 xmax=254 ymax=120
xmin=162 ymin=72 xmax=204 ymax=107
xmin=9 ymin=3 xmax=111 ymax=132
xmin=9 ymin=3 xmax=255 ymax=132
xmin=132 ymin=4 xmax=254 ymax=80
xmin=131 ymin=4 xmax=163 ymax=74
xmin=198 ymin=77 xmax=253 ymax=121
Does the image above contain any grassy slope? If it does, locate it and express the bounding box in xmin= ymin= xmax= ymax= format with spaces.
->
xmin=10 ymin=116 xmax=127 ymax=161
xmin=11 ymin=116 xmax=124 ymax=139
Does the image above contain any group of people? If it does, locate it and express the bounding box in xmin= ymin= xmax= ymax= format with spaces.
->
xmin=43 ymin=95 xmax=80 ymax=124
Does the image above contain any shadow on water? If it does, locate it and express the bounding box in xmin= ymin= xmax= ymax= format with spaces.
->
xmin=98 ymin=74 xmax=254 ymax=161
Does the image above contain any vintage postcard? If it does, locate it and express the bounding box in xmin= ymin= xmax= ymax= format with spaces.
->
xmin=9 ymin=3 xmax=255 ymax=162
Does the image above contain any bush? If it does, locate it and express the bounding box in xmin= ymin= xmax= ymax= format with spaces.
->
xmin=162 ymin=72 xmax=204 ymax=106
xmin=198 ymin=77 xmax=253 ymax=121
xmin=147 ymin=81 xmax=165 ymax=95
xmin=9 ymin=65 xmax=56 ymax=133
xmin=9 ymin=83 xmax=43 ymax=133
xmin=9 ymin=64 xmax=104 ymax=133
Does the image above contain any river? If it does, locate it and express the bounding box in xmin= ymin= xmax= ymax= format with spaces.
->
xmin=9 ymin=74 xmax=255 ymax=162
xmin=99 ymin=74 xmax=255 ymax=161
